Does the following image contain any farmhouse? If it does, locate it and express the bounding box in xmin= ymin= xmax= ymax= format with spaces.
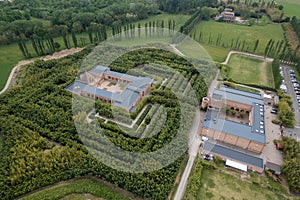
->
xmin=66 ymin=65 xmax=154 ymax=112
xmin=201 ymin=86 xmax=266 ymax=153
xmin=221 ymin=11 xmax=235 ymax=22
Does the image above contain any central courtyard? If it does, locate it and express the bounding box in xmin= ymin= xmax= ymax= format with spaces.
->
xmin=97 ymin=80 xmax=126 ymax=94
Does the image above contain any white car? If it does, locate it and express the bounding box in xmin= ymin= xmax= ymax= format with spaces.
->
xmin=201 ymin=136 xmax=209 ymax=142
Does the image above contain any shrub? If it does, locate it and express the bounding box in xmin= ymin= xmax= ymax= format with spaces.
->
xmin=201 ymin=160 xmax=217 ymax=170
xmin=231 ymin=109 xmax=237 ymax=115
xmin=272 ymin=119 xmax=281 ymax=125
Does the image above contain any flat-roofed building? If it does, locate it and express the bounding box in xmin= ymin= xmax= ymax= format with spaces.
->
xmin=203 ymin=141 xmax=264 ymax=173
xmin=66 ymin=66 xmax=154 ymax=112
xmin=201 ymin=86 xmax=266 ymax=154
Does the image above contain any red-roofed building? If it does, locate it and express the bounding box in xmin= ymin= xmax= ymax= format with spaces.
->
xmin=221 ymin=11 xmax=235 ymax=22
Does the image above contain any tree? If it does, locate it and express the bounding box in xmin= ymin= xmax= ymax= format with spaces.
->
xmin=278 ymin=101 xmax=295 ymax=128
xmin=253 ymin=39 xmax=259 ymax=53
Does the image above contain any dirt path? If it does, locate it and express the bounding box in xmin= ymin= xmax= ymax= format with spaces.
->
xmin=221 ymin=50 xmax=274 ymax=65
xmin=0 ymin=48 xmax=83 ymax=95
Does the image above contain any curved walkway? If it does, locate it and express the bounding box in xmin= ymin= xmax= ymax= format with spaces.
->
xmin=221 ymin=50 xmax=274 ymax=65
xmin=0 ymin=48 xmax=83 ymax=95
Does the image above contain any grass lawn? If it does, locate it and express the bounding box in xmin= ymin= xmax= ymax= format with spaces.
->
xmin=201 ymin=44 xmax=230 ymax=63
xmin=274 ymin=0 xmax=300 ymax=18
xmin=176 ymin=39 xmax=212 ymax=60
xmin=280 ymin=2 xmax=300 ymax=18
xmin=0 ymin=44 xmax=24 ymax=90
xmin=19 ymin=179 xmax=132 ymax=200
xmin=227 ymin=54 xmax=274 ymax=87
xmin=193 ymin=20 xmax=285 ymax=56
xmin=185 ymin=168 xmax=292 ymax=200
xmin=61 ymin=193 xmax=104 ymax=200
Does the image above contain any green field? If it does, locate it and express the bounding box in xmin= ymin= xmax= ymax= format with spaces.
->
xmin=226 ymin=54 xmax=275 ymax=87
xmin=281 ymin=2 xmax=300 ymax=18
xmin=0 ymin=44 xmax=24 ymax=91
xmin=193 ymin=20 xmax=285 ymax=56
xmin=185 ymin=168 xmax=293 ymax=200
xmin=19 ymin=179 xmax=132 ymax=200
xmin=273 ymin=0 xmax=300 ymax=18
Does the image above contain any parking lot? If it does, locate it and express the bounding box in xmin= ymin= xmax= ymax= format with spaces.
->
xmin=280 ymin=65 xmax=300 ymax=141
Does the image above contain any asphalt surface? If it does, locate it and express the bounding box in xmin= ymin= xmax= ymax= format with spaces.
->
xmin=281 ymin=64 xmax=300 ymax=141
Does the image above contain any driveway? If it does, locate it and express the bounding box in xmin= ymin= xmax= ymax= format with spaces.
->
xmin=221 ymin=50 xmax=274 ymax=65
xmin=260 ymin=105 xmax=284 ymax=165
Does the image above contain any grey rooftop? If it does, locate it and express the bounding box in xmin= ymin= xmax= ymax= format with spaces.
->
xmin=203 ymin=141 xmax=264 ymax=169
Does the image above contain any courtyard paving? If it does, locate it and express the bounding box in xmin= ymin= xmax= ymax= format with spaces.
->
xmin=97 ymin=80 xmax=125 ymax=94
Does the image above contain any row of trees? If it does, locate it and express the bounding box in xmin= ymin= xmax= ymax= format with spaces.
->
xmin=277 ymin=91 xmax=295 ymax=128
xmin=271 ymin=58 xmax=282 ymax=89
xmin=280 ymin=137 xmax=300 ymax=193
xmin=158 ymin=0 xmax=219 ymax=14
xmin=180 ymin=7 xmax=217 ymax=34
xmin=15 ymin=18 xmax=178 ymax=58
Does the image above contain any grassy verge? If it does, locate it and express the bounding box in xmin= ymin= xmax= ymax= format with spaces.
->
xmin=282 ymin=23 xmax=300 ymax=57
xmin=201 ymin=44 xmax=230 ymax=63
xmin=191 ymin=168 xmax=292 ymax=200
xmin=168 ymin=154 xmax=189 ymax=199
xmin=184 ymin=159 xmax=294 ymax=200
xmin=226 ymin=54 xmax=275 ymax=87
xmin=19 ymin=178 xmax=133 ymax=200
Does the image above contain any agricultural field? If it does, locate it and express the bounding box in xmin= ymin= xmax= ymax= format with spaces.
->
xmin=224 ymin=54 xmax=275 ymax=87
xmin=20 ymin=179 xmax=132 ymax=200
xmin=192 ymin=20 xmax=285 ymax=56
xmin=277 ymin=0 xmax=300 ymax=18
xmin=184 ymin=166 xmax=293 ymax=200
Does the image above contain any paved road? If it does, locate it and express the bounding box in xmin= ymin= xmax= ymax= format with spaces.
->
xmin=174 ymin=69 xmax=219 ymax=200
xmin=281 ymin=64 xmax=300 ymax=141
xmin=174 ymin=108 xmax=203 ymax=200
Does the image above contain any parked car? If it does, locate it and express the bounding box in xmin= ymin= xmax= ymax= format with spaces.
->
xmin=271 ymin=108 xmax=278 ymax=114
xmin=204 ymin=154 xmax=214 ymax=161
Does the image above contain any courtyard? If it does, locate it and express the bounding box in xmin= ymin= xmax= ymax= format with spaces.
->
xmin=97 ymin=80 xmax=126 ymax=94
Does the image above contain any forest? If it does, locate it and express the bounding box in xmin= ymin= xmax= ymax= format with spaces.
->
xmin=0 ymin=42 xmax=211 ymax=199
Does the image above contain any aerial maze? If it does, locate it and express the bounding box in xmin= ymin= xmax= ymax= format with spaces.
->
xmin=0 ymin=45 xmax=215 ymax=199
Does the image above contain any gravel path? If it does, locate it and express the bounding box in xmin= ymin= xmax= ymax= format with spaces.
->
xmin=0 ymin=48 xmax=83 ymax=95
